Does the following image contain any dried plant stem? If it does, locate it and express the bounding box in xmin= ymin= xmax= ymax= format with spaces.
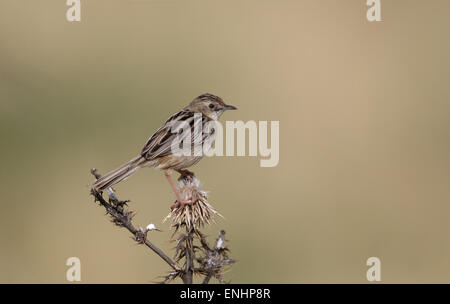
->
xmin=202 ymin=272 xmax=213 ymax=284
xmin=181 ymin=229 xmax=194 ymax=284
xmin=90 ymin=169 xmax=180 ymax=272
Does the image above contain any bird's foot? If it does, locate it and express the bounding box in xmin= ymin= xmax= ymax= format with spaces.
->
xmin=177 ymin=169 xmax=195 ymax=182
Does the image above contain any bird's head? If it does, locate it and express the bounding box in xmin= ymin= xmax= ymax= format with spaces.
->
xmin=188 ymin=93 xmax=237 ymax=120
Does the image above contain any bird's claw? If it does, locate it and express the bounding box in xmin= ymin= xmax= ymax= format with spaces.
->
xmin=177 ymin=170 xmax=195 ymax=183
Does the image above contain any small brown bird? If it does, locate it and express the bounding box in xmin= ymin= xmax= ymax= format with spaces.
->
xmin=93 ymin=93 xmax=237 ymax=206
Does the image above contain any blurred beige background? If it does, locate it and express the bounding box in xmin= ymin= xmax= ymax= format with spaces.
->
xmin=1 ymin=0 xmax=449 ymax=283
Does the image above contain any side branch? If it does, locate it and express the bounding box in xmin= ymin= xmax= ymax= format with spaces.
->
xmin=90 ymin=168 xmax=180 ymax=272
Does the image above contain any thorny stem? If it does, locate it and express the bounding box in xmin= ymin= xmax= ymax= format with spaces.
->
xmin=181 ymin=229 xmax=194 ymax=284
xmin=90 ymin=169 xmax=180 ymax=272
xmin=202 ymin=273 xmax=213 ymax=284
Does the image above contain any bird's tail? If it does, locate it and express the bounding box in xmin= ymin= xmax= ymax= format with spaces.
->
xmin=93 ymin=156 xmax=147 ymax=191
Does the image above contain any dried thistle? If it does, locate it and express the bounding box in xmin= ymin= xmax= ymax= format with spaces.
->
xmin=197 ymin=230 xmax=236 ymax=284
xmin=164 ymin=174 xmax=222 ymax=231
xmin=90 ymin=168 xmax=234 ymax=284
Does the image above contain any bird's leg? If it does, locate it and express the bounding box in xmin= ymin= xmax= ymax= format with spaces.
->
xmin=176 ymin=169 xmax=194 ymax=182
xmin=164 ymin=170 xmax=192 ymax=209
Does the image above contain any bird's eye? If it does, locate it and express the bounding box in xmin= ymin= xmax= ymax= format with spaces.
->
xmin=208 ymin=103 xmax=215 ymax=109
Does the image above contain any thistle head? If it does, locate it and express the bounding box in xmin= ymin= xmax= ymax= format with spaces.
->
xmin=165 ymin=174 xmax=221 ymax=231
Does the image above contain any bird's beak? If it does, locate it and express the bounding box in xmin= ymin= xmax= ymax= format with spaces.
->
xmin=223 ymin=104 xmax=237 ymax=111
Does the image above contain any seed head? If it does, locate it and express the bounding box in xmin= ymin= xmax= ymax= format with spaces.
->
xmin=164 ymin=174 xmax=222 ymax=231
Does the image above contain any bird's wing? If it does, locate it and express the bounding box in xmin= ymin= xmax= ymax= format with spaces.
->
xmin=141 ymin=109 xmax=207 ymax=160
